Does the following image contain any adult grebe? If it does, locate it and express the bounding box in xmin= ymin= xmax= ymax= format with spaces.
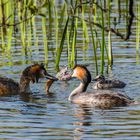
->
xmin=92 ymin=75 xmax=126 ymax=89
xmin=45 ymin=66 xmax=71 ymax=93
xmin=68 ymin=65 xmax=135 ymax=109
xmin=0 ymin=63 xmax=56 ymax=96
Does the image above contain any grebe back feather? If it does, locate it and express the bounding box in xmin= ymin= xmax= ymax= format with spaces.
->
xmin=92 ymin=74 xmax=126 ymax=89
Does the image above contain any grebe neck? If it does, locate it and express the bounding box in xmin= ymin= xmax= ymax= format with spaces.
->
xmin=68 ymin=82 xmax=89 ymax=101
xmin=19 ymin=76 xmax=31 ymax=93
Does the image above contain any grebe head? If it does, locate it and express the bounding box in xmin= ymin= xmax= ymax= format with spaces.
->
xmin=56 ymin=66 xmax=71 ymax=81
xmin=94 ymin=75 xmax=105 ymax=81
xmin=72 ymin=65 xmax=91 ymax=84
xmin=19 ymin=63 xmax=57 ymax=94
xmin=45 ymin=66 xmax=71 ymax=94
xmin=22 ymin=63 xmax=57 ymax=83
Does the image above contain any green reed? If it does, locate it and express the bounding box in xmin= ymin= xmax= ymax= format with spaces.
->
xmin=67 ymin=24 xmax=71 ymax=67
xmin=42 ymin=17 xmax=48 ymax=65
xmin=89 ymin=14 xmax=98 ymax=75
xmin=54 ymin=5 xmax=58 ymax=51
xmin=136 ymin=3 xmax=140 ymax=53
xmin=81 ymin=2 xmax=89 ymax=61
xmin=6 ymin=0 xmax=14 ymax=51
xmin=93 ymin=0 xmax=97 ymax=24
xmin=32 ymin=0 xmax=38 ymax=54
xmin=55 ymin=1 xmax=67 ymax=52
xmin=0 ymin=0 xmax=136 ymax=73
xmin=70 ymin=2 xmax=78 ymax=68
xmin=107 ymin=0 xmax=113 ymax=66
xmin=100 ymin=2 xmax=105 ymax=74
xmin=71 ymin=21 xmax=77 ymax=67
xmin=55 ymin=1 xmax=69 ymax=69
xmin=59 ymin=2 xmax=67 ymax=29
xmin=18 ymin=0 xmax=26 ymax=49
xmin=3 ymin=0 xmax=13 ymax=63
xmin=108 ymin=31 xmax=113 ymax=66
xmin=81 ymin=3 xmax=89 ymax=44
xmin=92 ymin=1 xmax=99 ymax=74
xmin=48 ymin=0 xmax=54 ymax=27
xmin=55 ymin=17 xmax=69 ymax=69
xmin=0 ymin=0 xmax=6 ymax=50
xmin=27 ymin=14 xmax=32 ymax=58
xmin=65 ymin=3 xmax=71 ymax=67
xmin=0 ymin=0 xmax=15 ymax=52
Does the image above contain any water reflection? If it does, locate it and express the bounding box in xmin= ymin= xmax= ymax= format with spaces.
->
xmin=72 ymin=104 xmax=140 ymax=140
xmin=73 ymin=105 xmax=100 ymax=140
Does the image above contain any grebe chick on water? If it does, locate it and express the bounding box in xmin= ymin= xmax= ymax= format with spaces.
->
xmin=68 ymin=65 xmax=136 ymax=109
xmin=0 ymin=64 xmax=56 ymax=96
xmin=45 ymin=66 xmax=71 ymax=93
xmin=92 ymin=75 xmax=126 ymax=89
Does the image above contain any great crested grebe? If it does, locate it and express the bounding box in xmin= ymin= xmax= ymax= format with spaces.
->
xmin=67 ymin=65 xmax=136 ymax=109
xmin=92 ymin=75 xmax=126 ymax=89
xmin=0 ymin=63 xmax=56 ymax=96
xmin=45 ymin=66 xmax=71 ymax=93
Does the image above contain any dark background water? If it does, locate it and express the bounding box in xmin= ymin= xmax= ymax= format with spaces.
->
xmin=0 ymin=1 xmax=140 ymax=140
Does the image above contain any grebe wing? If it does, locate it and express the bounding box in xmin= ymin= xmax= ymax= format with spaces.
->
xmin=72 ymin=90 xmax=133 ymax=109
xmin=0 ymin=77 xmax=19 ymax=95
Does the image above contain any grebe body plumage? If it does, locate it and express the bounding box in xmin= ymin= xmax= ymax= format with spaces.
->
xmin=0 ymin=77 xmax=19 ymax=96
xmin=92 ymin=75 xmax=126 ymax=89
xmin=68 ymin=65 xmax=135 ymax=109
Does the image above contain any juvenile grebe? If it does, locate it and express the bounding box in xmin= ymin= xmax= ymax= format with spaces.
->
xmin=68 ymin=65 xmax=135 ymax=109
xmin=45 ymin=66 xmax=71 ymax=93
xmin=56 ymin=66 xmax=71 ymax=81
xmin=0 ymin=64 xmax=56 ymax=96
xmin=92 ymin=75 xmax=126 ymax=89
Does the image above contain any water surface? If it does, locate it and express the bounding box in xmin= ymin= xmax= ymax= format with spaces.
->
xmin=0 ymin=1 xmax=140 ymax=140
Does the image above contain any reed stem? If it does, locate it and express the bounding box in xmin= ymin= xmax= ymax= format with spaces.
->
xmin=42 ymin=17 xmax=48 ymax=65
xmin=136 ymin=3 xmax=140 ymax=53
xmin=55 ymin=17 xmax=69 ymax=68
xmin=100 ymin=2 xmax=105 ymax=74
xmin=89 ymin=13 xmax=98 ymax=75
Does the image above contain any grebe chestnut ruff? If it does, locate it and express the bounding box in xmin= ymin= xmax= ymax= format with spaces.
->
xmin=92 ymin=75 xmax=126 ymax=89
xmin=68 ymin=65 xmax=137 ymax=109
xmin=0 ymin=64 xmax=56 ymax=96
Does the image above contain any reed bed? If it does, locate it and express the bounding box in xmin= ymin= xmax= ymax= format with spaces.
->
xmin=0 ymin=0 xmax=139 ymax=74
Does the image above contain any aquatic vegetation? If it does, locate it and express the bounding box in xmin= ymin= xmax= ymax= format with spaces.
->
xmin=89 ymin=13 xmax=98 ymax=75
xmin=0 ymin=0 xmax=139 ymax=73
xmin=136 ymin=2 xmax=140 ymax=53
xmin=55 ymin=16 xmax=69 ymax=69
